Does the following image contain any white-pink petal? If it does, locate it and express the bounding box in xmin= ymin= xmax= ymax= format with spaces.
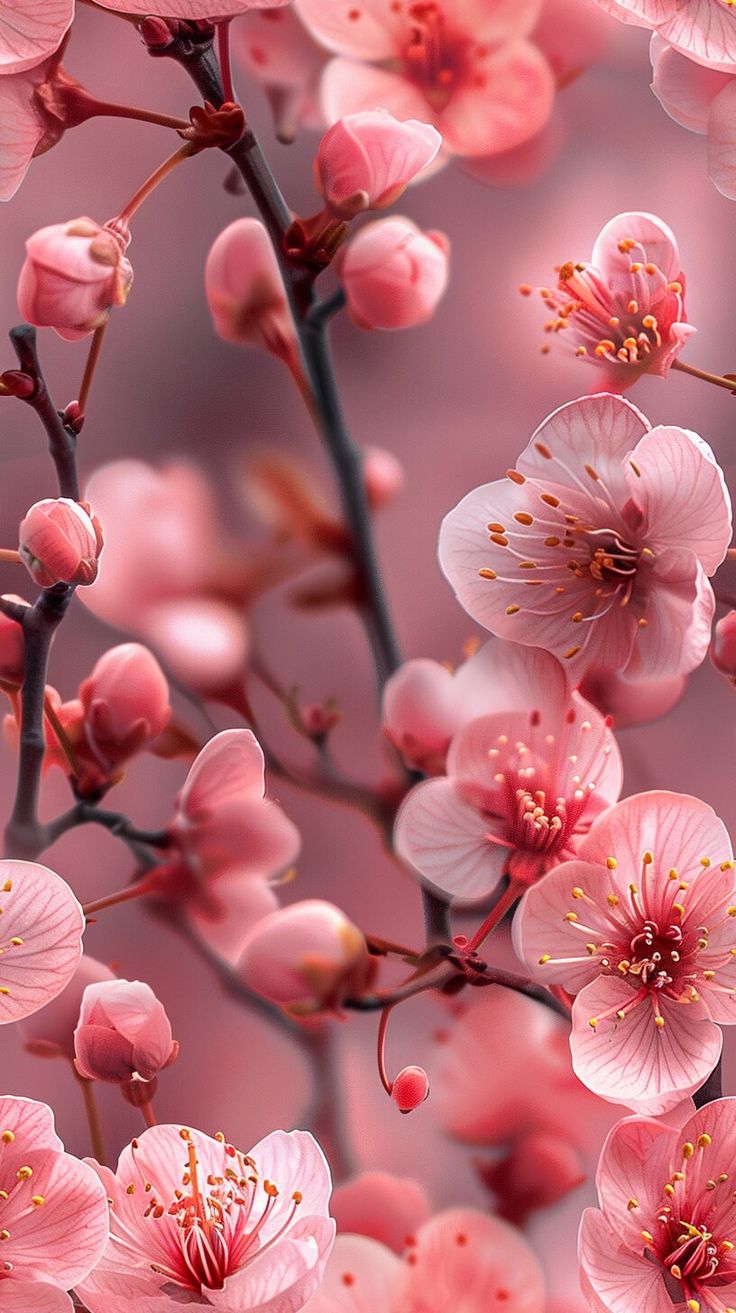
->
xmin=394 ymin=777 xmax=507 ymax=900
xmin=0 ymin=1 xmax=72 ymax=76
xmin=652 ymin=39 xmax=731 ymax=132
xmin=578 ymin=790 xmax=733 ymax=878
xmin=632 ymin=425 xmax=731 ymax=575
xmin=708 ymin=78 xmax=736 ymax=197
xmin=517 ymin=393 xmax=650 ymax=505
xmin=578 ymin=1207 xmax=675 ymax=1313
xmin=301 ymin=1233 xmax=401 ymax=1312
xmin=0 ymin=860 xmax=84 ymax=1023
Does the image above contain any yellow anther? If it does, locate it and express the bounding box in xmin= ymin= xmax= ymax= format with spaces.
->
xmin=673 ymin=903 xmax=686 ymax=918
xmin=642 ymin=851 xmax=653 ymax=865
xmin=641 ymin=1230 xmax=654 ymax=1243
xmin=16 ymin=1166 xmax=32 ymax=1180
xmin=687 ymin=1301 xmax=700 ymax=1313
xmin=654 ymin=1016 xmax=665 ymax=1028
xmin=698 ymin=1134 xmax=712 ymax=1148
xmin=478 ymin=568 xmax=497 ymax=580
xmin=572 ymin=887 xmax=584 ymax=899
xmin=31 ymin=1195 xmax=45 ymax=1207
xmin=627 ymin=1197 xmax=639 ymax=1210
xmin=701 ymin=857 xmax=712 ymax=868
xmin=538 ymin=954 xmax=551 ymax=965
xmin=588 ymin=1018 xmax=598 ymax=1030
xmin=564 ymin=912 xmax=578 ymax=922
xmin=505 ymin=605 xmax=520 ymax=616
xmin=1 ymin=1132 xmax=14 ymax=1145
xmin=682 ymin=1142 xmax=695 ymax=1160
xmin=606 ymin=857 xmax=617 ymax=870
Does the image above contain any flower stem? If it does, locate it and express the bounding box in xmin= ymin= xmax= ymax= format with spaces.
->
xmin=216 ymin=19 xmax=235 ymax=103
xmin=83 ymin=875 xmax=159 ymax=918
xmin=377 ymin=1006 xmax=395 ymax=1096
xmin=76 ymin=1074 xmax=106 ymax=1165
xmin=0 ymin=549 xmax=21 ymax=564
xmin=672 ymin=358 xmax=736 ymax=393
xmin=116 ymin=143 xmax=197 ymax=224
xmin=140 ymin=1099 xmax=158 ymax=1129
xmin=77 ymin=322 xmax=108 ymax=418
xmin=43 ymin=692 xmax=80 ymax=777
xmin=465 ymin=880 xmax=522 ymax=954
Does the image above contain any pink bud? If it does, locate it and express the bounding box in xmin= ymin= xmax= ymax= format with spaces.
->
xmin=364 ymin=446 xmax=404 ymax=511
xmin=238 ymin=899 xmax=370 ymax=1015
xmin=19 ymin=955 xmax=115 ymax=1062
xmin=315 ymin=111 xmax=442 ymax=218
xmin=382 ymin=658 xmax=460 ymax=773
xmin=478 ymin=1132 xmax=585 ymax=1225
xmin=205 ymin=217 xmax=298 ymax=364
xmin=338 ymin=218 xmax=449 ymax=330
xmin=391 ymin=1065 xmax=430 ymax=1114
xmin=74 ymin=979 xmax=178 ymax=1083
xmin=19 ymin=497 xmax=103 ymax=588
xmin=79 ymin=643 xmax=171 ymax=768
xmin=17 ymin=216 xmax=133 ymax=341
xmin=0 ymin=595 xmax=27 ymax=688
xmin=712 ymin=611 xmax=736 ymax=679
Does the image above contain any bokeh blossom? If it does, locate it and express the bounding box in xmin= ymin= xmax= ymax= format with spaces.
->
xmin=439 ymin=393 xmax=732 ymax=680
xmin=0 ymin=1095 xmax=109 ymax=1311
xmin=522 ymin=211 xmax=693 ymax=383
xmin=395 ymin=643 xmax=621 ymax=900
xmin=296 ymin=0 xmax=555 ymax=161
xmin=238 ymin=899 xmax=371 ymax=1015
xmin=580 ymin=1098 xmax=736 ymax=1313
xmin=515 ymin=791 xmax=736 ymax=1113
xmin=78 ymin=1125 xmax=335 ymax=1312
xmin=205 ymin=217 xmax=300 ymax=370
xmin=330 ymin=1172 xmax=430 ymax=1253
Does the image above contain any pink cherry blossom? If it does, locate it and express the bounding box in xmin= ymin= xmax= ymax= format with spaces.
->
xmin=394 ymin=644 xmax=622 ymax=900
xmin=74 ymin=978 xmax=178 ymax=1084
xmin=0 ymin=2 xmax=72 ymax=76
xmin=315 ymin=111 xmax=441 ymax=217
xmin=78 ymin=643 xmax=171 ymax=771
xmin=96 ymin=0 xmax=294 ymax=16
xmin=77 ymin=1124 xmax=335 ymax=1312
xmin=337 ymin=216 xmax=449 ymax=329
xmin=0 ymin=860 xmax=85 ymax=1023
xmin=480 ymin=1131 xmax=586 ymax=1225
xmin=533 ymin=0 xmax=614 ymax=88
xmin=302 ymin=1208 xmax=546 ymax=1312
xmin=296 ymin=0 xmax=555 ymax=160
xmin=330 ymin=1172 xmax=430 ymax=1253
xmin=238 ymin=899 xmax=370 ymax=1015
xmin=17 ymin=217 xmax=133 ymax=341
xmin=651 ymin=36 xmax=736 ymax=197
xmin=0 ymin=1094 xmax=109 ymax=1308
xmin=514 ymin=790 xmax=736 ymax=1113
xmin=0 ymin=61 xmax=64 ymax=202
xmin=522 ymin=211 xmax=694 ymax=382
xmin=595 ymin=0 xmax=736 ymax=72
xmin=205 ymin=217 xmax=299 ymax=367
xmin=438 ymin=393 xmax=732 ymax=680
xmin=19 ymin=954 xmax=115 ymax=1061
xmin=19 ymin=497 xmax=103 ymax=588
xmin=579 ymin=1098 xmax=736 ymax=1313
xmin=232 ymin=7 xmax=329 ymax=142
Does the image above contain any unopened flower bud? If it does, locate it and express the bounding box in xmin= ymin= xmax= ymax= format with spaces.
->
xmin=74 ymin=979 xmax=178 ymax=1083
xmin=19 ymin=497 xmax=103 ymax=588
xmin=19 ymin=955 xmax=115 ymax=1061
xmin=238 ymin=899 xmax=370 ymax=1015
xmin=17 ymin=216 xmax=133 ymax=340
xmin=364 ymin=446 xmax=404 ymax=510
xmin=316 ymin=111 xmax=441 ymax=219
xmin=205 ymin=217 xmax=298 ymax=366
xmin=391 ymin=1065 xmax=430 ymax=1113
xmin=338 ymin=217 xmax=449 ymax=330
xmin=711 ymin=611 xmax=736 ymax=680
xmin=79 ymin=642 xmax=171 ymax=768
xmin=0 ymin=595 xmax=27 ymax=688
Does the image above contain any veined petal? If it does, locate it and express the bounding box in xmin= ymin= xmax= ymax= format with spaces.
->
xmin=578 ymin=1207 xmax=674 ymax=1313
xmin=659 ymin=0 xmax=736 ymax=72
xmin=512 ymin=859 xmax=623 ymax=991
xmin=708 ymin=78 xmax=736 ymax=197
xmin=593 ymin=1114 xmax=678 ymax=1240
xmin=578 ymin=790 xmax=733 ymax=881
xmin=394 ymin=777 xmax=507 ymax=900
xmin=301 ymin=1233 xmax=401 ymax=1312
xmin=0 ymin=1 xmax=72 ymax=75
xmin=652 ymin=40 xmax=731 ymax=132
xmin=591 ymin=211 xmax=682 ymax=284
xmin=0 ymin=861 xmax=84 ymax=1023
xmin=627 ymin=550 xmax=714 ymax=679
xmin=630 ymin=425 xmax=731 ymax=575
xmin=517 ymin=393 xmax=650 ymax=507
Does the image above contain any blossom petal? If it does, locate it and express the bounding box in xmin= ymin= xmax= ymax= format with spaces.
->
xmin=591 ymin=212 xmax=681 ymax=284
xmin=435 ymin=40 xmax=555 ymax=158
xmin=652 ymin=39 xmax=730 ymax=132
xmin=0 ymin=861 xmax=84 ymax=1023
xmin=94 ymin=0 xmax=291 ymax=14
xmin=0 ymin=1283 xmax=73 ymax=1313
xmin=394 ymin=777 xmax=507 ymax=900
xmin=3 ymin=1147 xmax=109 ymax=1286
xmin=179 ymin=728 xmax=266 ymax=811
xmin=0 ymin=1 xmax=72 ymax=75
xmin=571 ymin=977 xmax=722 ymax=1112
xmin=630 ymin=425 xmax=731 ymax=574
xmin=0 ymin=63 xmax=49 ymax=201
xmin=593 ymin=0 xmax=677 ymax=22
xmin=512 ymin=860 xmax=620 ymax=992
xmin=246 ymin=1129 xmax=334 ymax=1220
xmin=626 ymin=550 xmax=714 ymax=679
xmin=578 ymin=790 xmax=733 ymax=882
xmin=594 ymin=1114 xmax=678 ymax=1240
xmin=320 ymin=58 xmax=435 ymax=127
xmin=394 ymin=1207 xmax=545 ymax=1312
xmin=578 ymin=1207 xmax=675 ymax=1313
xmin=208 ymin=1216 xmax=335 ymax=1313
xmin=186 ymin=871 xmax=279 ymax=967
xmin=517 ymin=393 xmax=651 ymax=507
xmin=301 ymin=1233 xmax=401 ymax=1311
xmin=708 ymin=77 xmax=736 ymax=198
xmin=659 ymin=0 xmax=736 ymax=72
xmin=0 ymin=1095 xmax=62 ymax=1152
xmin=453 ymin=638 xmax=569 ymax=718
xmin=296 ymin=0 xmax=405 ymax=59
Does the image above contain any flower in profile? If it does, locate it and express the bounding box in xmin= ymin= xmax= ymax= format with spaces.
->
xmin=296 ymin=0 xmax=555 ymax=160
xmin=439 ymin=393 xmax=732 ymax=680
xmin=0 ymin=860 xmax=85 ymax=1024
xmin=515 ymin=790 xmax=736 ymax=1113
xmin=232 ymin=6 xmax=328 ymax=142
xmin=0 ymin=1095 xmax=109 ymax=1311
xmin=337 ymin=216 xmax=449 ymax=329
xmin=580 ymin=1098 xmax=736 ymax=1313
xmin=301 ymin=1208 xmax=545 ymax=1311
xmin=205 ymin=218 xmax=299 ymax=371
xmin=78 ymin=642 xmax=171 ymax=771
xmin=395 ymin=644 xmax=622 ymax=900
xmin=77 ymin=1125 xmax=335 ymax=1312
xmin=522 ymin=211 xmax=694 ymax=382
xmin=594 ymin=0 xmax=736 ymax=72
xmin=17 ymin=217 xmax=133 ymax=341
xmin=238 ymin=899 xmax=370 ymax=1015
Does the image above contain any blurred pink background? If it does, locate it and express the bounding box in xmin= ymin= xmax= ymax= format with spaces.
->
xmin=1 ymin=8 xmax=735 ymax=1306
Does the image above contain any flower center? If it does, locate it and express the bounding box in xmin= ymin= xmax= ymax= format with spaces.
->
xmin=627 ymin=919 xmax=683 ymax=989
xmin=403 ymin=3 xmax=468 ymax=110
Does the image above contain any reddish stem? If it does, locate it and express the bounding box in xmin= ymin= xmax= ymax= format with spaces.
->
xmin=466 ymin=881 xmax=522 ymax=954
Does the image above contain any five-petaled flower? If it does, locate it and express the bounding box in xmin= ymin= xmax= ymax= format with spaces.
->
xmin=579 ymin=1097 xmax=736 ymax=1313
xmin=515 ymin=790 xmax=736 ymax=1113
xmin=438 ymin=393 xmax=732 ymax=680
xmin=522 ymin=211 xmax=694 ymax=382
xmin=77 ymin=1124 xmax=335 ymax=1312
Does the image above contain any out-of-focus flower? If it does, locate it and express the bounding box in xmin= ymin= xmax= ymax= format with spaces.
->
xmin=233 ymin=7 xmax=327 ymax=141
xmin=595 ymin=0 xmax=736 ymax=72
xmin=515 ymin=790 xmax=736 ymax=1113
xmin=74 ymin=978 xmax=178 ymax=1084
xmin=0 ymin=595 xmax=26 ymax=689
xmin=206 ymin=217 xmax=300 ymax=371
xmin=578 ymin=666 xmax=688 ymax=727
xmin=581 ymin=1100 xmax=736 ymax=1313
xmin=0 ymin=2 xmax=72 ymax=76
xmin=315 ymin=111 xmax=441 ymax=218
xmin=533 ymin=0 xmax=613 ymax=87
xmin=522 ymin=211 xmax=693 ymax=382
xmin=480 ymin=1131 xmax=586 ymax=1225
xmin=96 ymin=0 xmax=293 ymax=13
xmin=79 ymin=643 xmax=171 ymax=770
xmin=711 ymin=608 xmax=736 ymax=680
xmin=439 ymin=393 xmax=731 ymax=680
xmin=0 ymin=1095 xmax=109 ymax=1312
xmin=19 ymin=954 xmax=115 ymax=1061
xmin=238 ymin=898 xmax=370 ymax=1015
xmin=337 ymin=217 xmax=449 ymax=330
xmin=391 ymin=1065 xmax=430 ymax=1113
xmin=78 ymin=1125 xmax=335 ymax=1313
xmin=652 ymin=35 xmax=736 ymax=198
xmin=17 ymin=216 xmax=133 ymax=341
xmin=19 ymin=497 xmax=103 ymax=588
xmin=395 ymin=645 xmax=621 ymax=901
xmin=302 ymin=1209 xmax=546 ymax=1312
xmin=331 ymin=1172 xmax=430 ymax=1253
xmin=297 ymin=0 xmax=555 ymax=161
xmin=0 ymin=860 xmax=85 ymax=1023
xmin=363 ymin=446 xmax=404 ymax=509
